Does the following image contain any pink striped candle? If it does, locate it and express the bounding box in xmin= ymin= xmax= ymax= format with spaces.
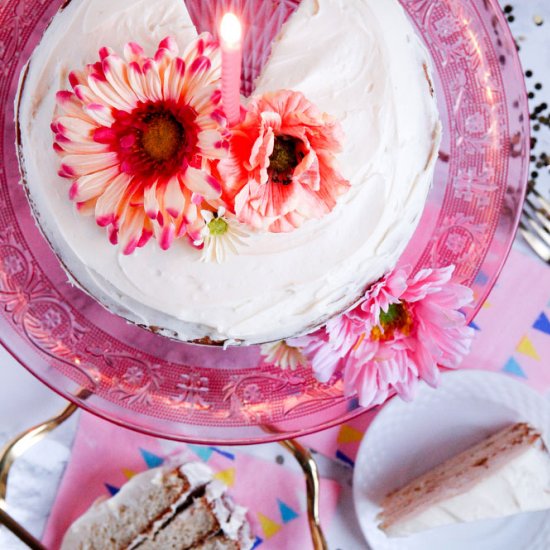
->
xmin=220 ymin=13 xmax=243 ymax=127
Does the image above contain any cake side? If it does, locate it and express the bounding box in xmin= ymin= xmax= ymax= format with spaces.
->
xmin=60 ymin=463 xmax=212 ymax=550
xmin=378 ymin=423 xmax=550 ymax=537
xmin=60 ymin=463 xmax=253 ymax=550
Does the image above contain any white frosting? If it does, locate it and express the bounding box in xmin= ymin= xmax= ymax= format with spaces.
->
xmin=205 ymin=480 xmax=252 ymax=547
xmin=18 ymin=0 xmax=440 ymax=344
xmin=385 ymin=444 xmax=550 ymax=538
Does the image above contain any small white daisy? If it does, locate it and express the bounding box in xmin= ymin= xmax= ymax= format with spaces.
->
xmin=260 ymin=340 xmax=307 ymax=371
xmin=195 ymin=207 xmax=250 ymax=263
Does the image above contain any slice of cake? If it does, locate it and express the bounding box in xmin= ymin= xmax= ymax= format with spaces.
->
xmin=16 ymin=0 xmax=441 ymax=345
xmin=378 ymin=423 xmax=550 ymax=537
xmin=60 ymin=462 xmax=253 ymax=550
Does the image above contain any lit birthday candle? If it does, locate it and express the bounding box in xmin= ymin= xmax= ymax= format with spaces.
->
xmin=219 ymin=12 xmax=243 ymax=127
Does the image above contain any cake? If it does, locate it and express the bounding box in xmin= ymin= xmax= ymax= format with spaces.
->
xmin=378 ymin=423 xmax=550 ymax=537
xmin=60 ymin=462 xmax=253 ymax=549
xmin=16 ymin=0 xmax=441 ymax=345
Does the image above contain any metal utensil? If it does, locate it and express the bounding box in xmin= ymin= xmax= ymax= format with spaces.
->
xmin=520 ymin=182 xmax=550 ymax=263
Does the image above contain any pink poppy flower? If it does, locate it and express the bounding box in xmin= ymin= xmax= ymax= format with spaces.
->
xmin=291 ymin=266 xmax=475 ymax=408
xmin=217 ymin=90 xmax=350 ymax=232
xmin=52 ymin=35 xmax=229 ymax=254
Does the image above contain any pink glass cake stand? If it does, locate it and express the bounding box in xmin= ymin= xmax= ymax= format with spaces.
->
xmin=0 ymin=0 xmax=529 ymax=444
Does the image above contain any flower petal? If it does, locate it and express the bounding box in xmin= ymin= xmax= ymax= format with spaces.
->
xmin=95 ymin=172 xmax=132 ymax=226
xmin=184 ymin=166 xmax=222 ymax=199
xmin=71 ymin=166 xmax=120 ymax=202
xmin=119 ymin=207 xmax=147 ymax=255
xmin=61 ymin=152 xmax=119 ymax=176
xmin=164 ymin=176 xmax=185 ymax=218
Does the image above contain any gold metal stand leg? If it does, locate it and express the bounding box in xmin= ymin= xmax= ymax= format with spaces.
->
xmin=279 ymin=439 xmax=329 ymax=550
xmin=0 ymin=401 xmax=79 ymax=549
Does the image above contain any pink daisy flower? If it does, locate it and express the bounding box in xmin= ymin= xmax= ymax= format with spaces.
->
xmin=217 ymin=90 xmax=350 ymax=232
xmin=291 ymin=266 xmax=475 ymax=408
xmin=52 ymin=35 xmax=229 ymax=254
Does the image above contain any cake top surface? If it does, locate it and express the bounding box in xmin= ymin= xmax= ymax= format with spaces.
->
xmin=18 ymin=0 xmax=441 ymax=344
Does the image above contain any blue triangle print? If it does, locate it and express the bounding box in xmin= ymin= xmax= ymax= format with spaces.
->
xmin=105 ymin=483 xmax=120 ymax=496
xmin=347 ymin=397 xmax=360 ymax=412
xmin=251 ymin=536 xmax=263 ymax=549
xmin=336 ymin=449 xmax=355 ymax=467
xmin=502 ymin=357 xmax=527 ymax=379
xmin=469 ymin=321 xmax=481 ymax=331
xmin=139 ymin=448 xmax=164 ymax=469
xmin=212 ymin=448 xmax=235 ymax=460
xmin=475 ymin=271 xmax=489 ymax=285
xmin=277 ymin=499 xmax=299 ymax=523
xmin=188 ymin=444 xmax=214 ymax=462
xmin=533 ymin=312 xmax=550 ymax=336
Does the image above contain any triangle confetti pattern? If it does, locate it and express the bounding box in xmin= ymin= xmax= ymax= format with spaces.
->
xmin=251 ymin=536 xmax=263 ymax=549
xmin=139 ymin=448 xmax=164 ymax=469
xmin=469 ymin=320 xmax=481 ymax=331
xmin=336 ymin=449 xmax=355 ymax=467
xmin=502 ymin=357 xmax=527 ymax=379
xmin=212 ymin=448 xmax=235 ymax=460
xmin=122 ymin=468 xmax=136 ymax=480
xmin=277 ymin=499 xmax=299 ymax=524
xmin=188 ymin=445 xmax=214 ymax=462
xmin=105 ymin=483 xmax=120 ymax=496
xmin=214 ymin=467 xmax=236 ymax=487
xmin=257 ymin=513 xmax=282 ymax=539
xmin=337 ymin=425 xmax=364 ymax=444
xmin=516 ymin=336 xmax=540 ymax=361
xmin=533 ymin=312 xmax=550 ymax=336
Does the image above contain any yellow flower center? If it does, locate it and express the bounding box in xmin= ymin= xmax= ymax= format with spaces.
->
xmin=141 ymin=113 xmax=183 ymax=161
xmin=370 ymin=302 xmax=413 ymax=342
xmin=208 ymin=216 xmax=228 ymax=236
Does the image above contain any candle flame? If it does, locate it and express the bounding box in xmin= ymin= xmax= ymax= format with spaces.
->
xmin=220 ymin=13 xmax=242 ymax=47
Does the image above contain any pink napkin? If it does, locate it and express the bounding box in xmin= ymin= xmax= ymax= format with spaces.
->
xmin=43 ymin=413 xmax=340 ymax=550
xmin=301 ymin=247 xmax=550 ymax=465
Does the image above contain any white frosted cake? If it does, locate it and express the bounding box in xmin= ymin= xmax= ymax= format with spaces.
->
xmin=378 ymin=423 xmax=550 ymax=537
xmin=16 ymin=0 xmax=441 ymax=345
xmin=61 ymin=462 xmax=253 ymax=550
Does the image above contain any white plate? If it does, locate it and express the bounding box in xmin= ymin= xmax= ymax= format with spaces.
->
xmin=353 ymin=370 xmax=550 ymax=550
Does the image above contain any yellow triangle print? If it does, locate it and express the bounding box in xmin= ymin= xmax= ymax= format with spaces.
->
xmin=122 ymin=468 xmax=137 ymax=480
xmin=337 ymin=425 xmax=364 ymax=444
xmin=257 ymin=513 xmax=282 ymax=539
xmin=214 ymin=467 xmax=236 ymax=487
xmin=482 ymin=300 xmax=492 ymax=309
xmin=516 ymin=336 xmax=540 ymax=361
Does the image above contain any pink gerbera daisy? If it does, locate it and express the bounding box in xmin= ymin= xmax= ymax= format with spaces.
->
xmin=217 ymin=90 xmax=350 ymax=232
xmin=52 ymin=34 xmax=229 ymax=254
xmin=291 ymin=266 xmax=475 ymax=408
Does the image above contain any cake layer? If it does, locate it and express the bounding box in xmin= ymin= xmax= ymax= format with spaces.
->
xmin=378 ymin=423 xmax=550 ymax=537
xmin=60 ymin=463 xmax=212 ymax=550
xmin=61 ymin=463 xmax=252 ymax=550
xmin=17 ymin=0 xmax=440 ymax=344
xmin=136 ymin=496 xmax=219 ymax=550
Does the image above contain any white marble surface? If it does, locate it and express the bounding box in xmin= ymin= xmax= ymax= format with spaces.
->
xmin=1 ymin=1 xmax=549 ymax=549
